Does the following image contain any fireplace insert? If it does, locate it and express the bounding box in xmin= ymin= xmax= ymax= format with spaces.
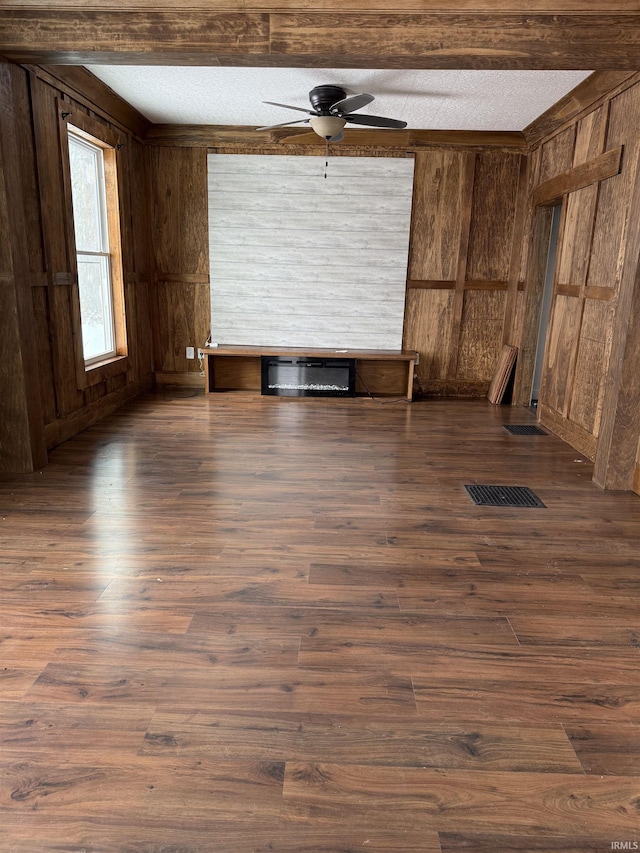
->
xmin=261 ymin=356 xmax=356 ymax=397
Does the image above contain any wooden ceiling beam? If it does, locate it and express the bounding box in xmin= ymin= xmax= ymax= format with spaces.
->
xmin=1 ymin=9 xmax=640 ymax=68
xmin=144 ymin=124 xmax=526 ymax=150
xmin=2 ymin=1 xmax=640 ymax=10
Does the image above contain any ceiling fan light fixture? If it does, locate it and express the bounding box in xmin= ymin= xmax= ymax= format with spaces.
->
xmin=309 ymin=116 xmax=346 ymax=140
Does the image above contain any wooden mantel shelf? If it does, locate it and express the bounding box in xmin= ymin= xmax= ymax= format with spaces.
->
xmin=201 ymin=346 xmax=419 ymax=401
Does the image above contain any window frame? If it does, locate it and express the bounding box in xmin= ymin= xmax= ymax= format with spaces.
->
xmin=59 ymin=102 xmax=129 ymax=389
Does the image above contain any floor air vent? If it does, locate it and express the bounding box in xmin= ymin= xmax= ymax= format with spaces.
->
xmin=465 ymin=485 xmax=546 ymax=508
xmin=503 ymin=424 xmax=547 ymax=435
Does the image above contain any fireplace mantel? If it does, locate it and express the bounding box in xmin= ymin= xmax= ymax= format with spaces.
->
xmin=201 ymin=346 xmax=419 ymax=401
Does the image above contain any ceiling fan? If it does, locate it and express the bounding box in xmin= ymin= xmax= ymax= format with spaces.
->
xmin=257 ymin=84 xmax=407 ymax=142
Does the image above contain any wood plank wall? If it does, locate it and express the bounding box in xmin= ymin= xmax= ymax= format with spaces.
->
xmin=4 ymin=60 xmax=639 ymax=492
xmin=0 ymin=62 xmax=154 ymax=467
xmin=149 ymin=141 xmax=527 ymax=396
xmin=148 ymin=146 xmax=210 ymax=383
xmin=512 ymin=74 xmax=640 ymax=494
xmin=404 ymin=149 xmax=526 ymax=397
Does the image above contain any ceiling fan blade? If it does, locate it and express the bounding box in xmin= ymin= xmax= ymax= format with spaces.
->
xmin=329 ymin=131 xmax=345 ymax=143
xmin=330 ymin=93 xmax=374 ymax=114
xmin=344 ymin=114 xmax=407 ymax=129
xmin=263 ymin=100 xmax=313 ymax=115
xmin=256 ymin=119 xmax=310 ymax=131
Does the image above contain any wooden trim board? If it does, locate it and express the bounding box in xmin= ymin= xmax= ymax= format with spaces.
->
xmin=487 ymin=345 xmax=517 ymax=404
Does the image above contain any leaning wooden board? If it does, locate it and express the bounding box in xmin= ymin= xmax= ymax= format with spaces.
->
xmin=487 ymin=345 xmax=518 ymax=404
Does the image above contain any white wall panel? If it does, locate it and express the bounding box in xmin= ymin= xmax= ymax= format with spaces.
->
xmin=208 ymin=154 xmax=414 ymax=350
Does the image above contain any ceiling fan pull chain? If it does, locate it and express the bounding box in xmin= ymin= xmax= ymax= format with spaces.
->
xmin=324 ymin=136 xmax=329 ymax=179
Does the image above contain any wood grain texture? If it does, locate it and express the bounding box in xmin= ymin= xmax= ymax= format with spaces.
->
xmin=456 ymin=290 xmax=507 ymax=382
xmin=536 ymin=126 xmax=576 ymax=185
xmin=568 ymin=298 xmax=612 ymax=437
xmin=149 ymin=146 xmax=209 ymax=277
xmin=0 ymin=63 xmax=47 ymax=471
xmin=466 ymin=152 xmax=521 ymax=282
xmin=532 ymin=145 xmax=623 ymax=207
xmin=1 ymin=394 xmax=640 ymax=847
xmin=538 ymin=402 xmax=598 ymax=461
xmin=565 ymin=723 xmax=640 ymax=776
xmin=147 ymin=124 xmax=526 ymax=150
xmin=403 ymin=288 xmax=454 ymax=382
xmin=30 ymin=65 xmax=151 ymax=139
xmin=440 ymin=833 xmax=625 ymax=852
xmin=487 ymin=344 xmax=518 ymax=404
xmin=1 ymin=62 xmax=154 ymax=466
xmin=281 ymin=764 xmax=640 ymax=835
xmin=446 ymin=152 xmax=476 ymax=379
xmin=524 ymin=71 xmax=634 ymax=147
xmin=588 ymin=84 xmax=640 ymax=488
xmin=513 ymin=82 xmax=640 ymax=477
xmin=555 ymin=185 xmax=598 ymax=290
xmin=511 ymin=206 xmax=553 ymax=405
xmin=3 ymin=9 xmax=640 ymax=68
xmin=3 ymin=1 xmax=640 ymax=10
xmin=573 ymin=105 xmax=608 ymax=166
xmin=409 ymin=150 xmax=466 ymax=282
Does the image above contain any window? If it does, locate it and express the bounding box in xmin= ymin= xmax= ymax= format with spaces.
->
xmin=67 ymin=124 xmax=125 ymax=368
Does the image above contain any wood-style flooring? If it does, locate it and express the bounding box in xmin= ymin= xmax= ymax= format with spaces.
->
xmin=1 ymin=392 xmax=639 ymax=852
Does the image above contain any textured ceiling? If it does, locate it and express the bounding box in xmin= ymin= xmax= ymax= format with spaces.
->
xmin=87 ymin=67 xmax=592 ymax=131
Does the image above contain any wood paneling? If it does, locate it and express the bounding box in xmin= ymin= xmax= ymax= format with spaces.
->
xmin=456 ymin=290 xmax=507 ymax=381
xmin=573 ymin=106 xmax=608 ymax=166
xmin=541 ymin=293 xmax=583 ymax=418
xmin=536 ymin=126 xmax=576 ymax=184
xmin=537 ymin=403 xmax=597 ymax=461
xmin=0 ymin=61 xmax=153 ymax=468
xmin=466 ymin=152 xmax=520 ymax=283
xmin=532 ymin=145 xmax=622 ymax=207
xmin=403 ymin=288 xmax=455 ymax=382
xmin=512 ymin=206 xmax=554 ymax=406
xmin=155 ymin=281 xmax=211 ymax=375
xmin=409 ymin=151 xmax=467 ymax=283
xmin=149 ymin=147 xmax=208 ymax=277
xmin=0 ymin=64 xmax=47 ymax=471
xmin=555 ymin=185 xmax=598 ymax=290
xmin=148 ymin=146 xmax=209 ymax=375
xmin=405 ymin=149 xmax=525 ymax=395
xmin=586 ymin=89 xmax=640 ymax=291
xmin=569 ymin=299 xmax=610 ymax=437
xmin=524 ymin=71 xmax=634 ymax=147
xmin=513 ymin=75 xmax=640 ymax=492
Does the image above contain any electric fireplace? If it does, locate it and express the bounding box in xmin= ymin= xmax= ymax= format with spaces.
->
xmin=261 ymin=356 xmax=356 ymax=397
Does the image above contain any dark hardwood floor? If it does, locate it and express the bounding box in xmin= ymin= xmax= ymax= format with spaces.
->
xmin=1 ymin=392 xmax=639 ymax=852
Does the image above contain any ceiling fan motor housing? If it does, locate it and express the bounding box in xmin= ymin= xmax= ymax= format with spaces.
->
xmin=309 ymin=85 xmax=348 ymax=114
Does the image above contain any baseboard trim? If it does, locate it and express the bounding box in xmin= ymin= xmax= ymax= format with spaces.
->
xmin=538 ymin=404 xmax=598 ymax=461
xmin=419 ymin=380 xmax=490 ymax=398
xmin=44 ymin=375 xmax=153 ymax=450
xmin=155 ymin=371 xmax=204 ymax=388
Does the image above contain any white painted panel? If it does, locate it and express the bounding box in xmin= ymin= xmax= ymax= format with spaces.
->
xmin=208 ymin=154 xmax=414 ymax=350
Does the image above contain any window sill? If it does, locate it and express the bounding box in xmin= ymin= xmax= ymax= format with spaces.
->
xmin=82 ymin=354 xmax=129 ymax=388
